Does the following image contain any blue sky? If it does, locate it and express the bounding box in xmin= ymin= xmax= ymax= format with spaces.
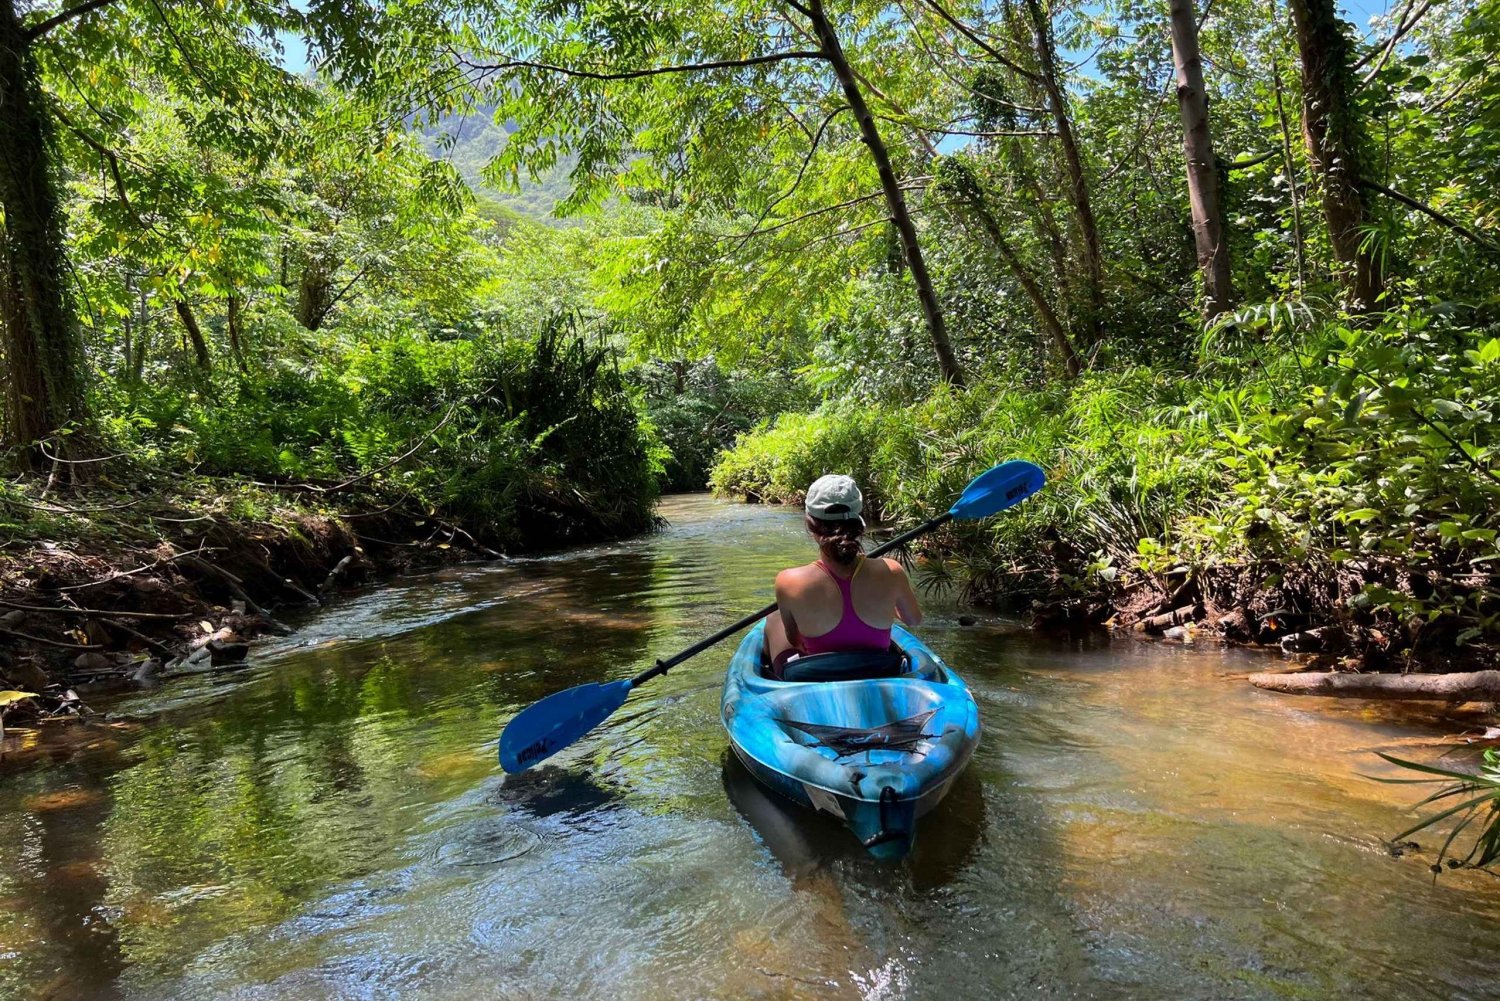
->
xmin=275 ymin=0 xmax=1399 ymax=76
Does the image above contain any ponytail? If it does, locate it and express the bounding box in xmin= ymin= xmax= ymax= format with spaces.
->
xmin=806 ymin=514 xmax=865 ymax=567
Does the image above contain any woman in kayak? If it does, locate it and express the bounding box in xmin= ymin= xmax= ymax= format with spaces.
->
xmin=765 ymin=474 xmax=923 ymax=677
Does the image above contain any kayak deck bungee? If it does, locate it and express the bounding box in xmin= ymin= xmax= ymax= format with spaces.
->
xmin=721 ymin=619 xmax=980 ymax=859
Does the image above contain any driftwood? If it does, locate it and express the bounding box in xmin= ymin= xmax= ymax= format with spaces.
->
xmin=1138 ymin=604 xmax=1197 ymax=633
xmin=319 ymin=553 xmax=357 ymax=595
xmin=1249 ymin=670 xmax=1500 ymax=701
xmin=237 ymin=551 xmax=321 ymax=606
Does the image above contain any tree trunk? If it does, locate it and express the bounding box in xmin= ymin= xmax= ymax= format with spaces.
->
xmin=954 ymin=190 xmax=1082 ymax=377
xmin=1272 ymin=51 xmax=1308 ymax=292
xmin=1023 ymin=0 xmax=1105 ymax=343
xmin=1287 ymin=0 xmax=1383 ymax=309
xmin=1249 ymin=670 xmax=1500 ymax=701
xmin=806 ymin=0 xmax=965 ymax=386
xmin=0 ymin=0 xmax=89 ymax=461
xmin=1169 ymin=0 xmax=1233 ymax=317
xmin=294 ymin=254 xmax=335 ymax=332
xmin=226 ymin=292 xmax=247 ymax=372
xmin=174 ymin=299 xmax=210 ymax=370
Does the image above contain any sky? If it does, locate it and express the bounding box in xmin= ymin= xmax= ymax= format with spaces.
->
xmin=274 ymin=0 xmax=1401 ymax=77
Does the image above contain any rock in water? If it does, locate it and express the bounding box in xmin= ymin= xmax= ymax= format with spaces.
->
xmin=207 ymin=639 xmax=250 ymax=666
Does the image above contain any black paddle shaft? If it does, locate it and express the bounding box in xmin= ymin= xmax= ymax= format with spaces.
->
xmin=629 ymin=511 xmax=954 ymax=687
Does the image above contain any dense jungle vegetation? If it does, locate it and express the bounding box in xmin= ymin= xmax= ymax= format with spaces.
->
xmin=0 ymin=0 xmax=1497 ymax=670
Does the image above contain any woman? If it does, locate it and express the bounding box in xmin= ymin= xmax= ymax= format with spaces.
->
xmin=765 ymin=474 xmax=923 ymax=676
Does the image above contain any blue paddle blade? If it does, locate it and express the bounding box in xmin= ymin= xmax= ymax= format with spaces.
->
xmin=499 ymin=679 xmax=633 ymax=773
xmin=948 ymin=460 xmax=1046 ymax=520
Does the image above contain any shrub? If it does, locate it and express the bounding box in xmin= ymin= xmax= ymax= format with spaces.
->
xmin=97 ymin=314 xmax=662 ymax=549
xmin=712 ymin=306 xmax=1500 ymax=653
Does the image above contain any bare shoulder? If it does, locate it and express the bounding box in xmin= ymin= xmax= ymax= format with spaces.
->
xmin=878 ymin=556 xmax=909 ymax=578
xmin=776 ymin=563 xmax=821 ymax=593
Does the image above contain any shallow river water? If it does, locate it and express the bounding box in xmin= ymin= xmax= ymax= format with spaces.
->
xmin=3 ymin=495 xmax=1500 ymax=1000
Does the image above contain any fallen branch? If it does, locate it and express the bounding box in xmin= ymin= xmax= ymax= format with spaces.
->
xmin=106 ymin=618 xmax=173 ymax=657
xmin=319 ymin=554 xmax=358 ymax=595
xmin=176 ymin=555 xmax=265 ymax=616
xmin=0 ymin=495 xmax=141 ymax=514
xmin=58 ymin=545 xmax=218 ymax=591
xmin=1138 ymin=604 xmax=1198 ymax=633
xmin=1249 ymin=670 xmax=1500 ymax=701
xmin=0 ymin=627 xmax=94 ymax=650
xmin=0 ymin=599 xmax=190 ymax=621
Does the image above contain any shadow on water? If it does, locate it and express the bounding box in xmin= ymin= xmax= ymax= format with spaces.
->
xmin=493 ymin=763 xmax=628 ymax=822
xmin=721 ymin=750 xmax=986 ymax=891
xmin=7 ymin=496 xmax=1500 ymax=1000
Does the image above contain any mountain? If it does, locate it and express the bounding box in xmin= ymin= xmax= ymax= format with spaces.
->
xmin=423 ymin=109 xmax=577 ymax=224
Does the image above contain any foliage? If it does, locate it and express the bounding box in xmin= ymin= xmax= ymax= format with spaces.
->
xmin=1371 ymin=750 xmax=1500 ymax=872
xmin=632 ymin=359 xmax=806 ymax=492
xmin=715 ymin=306 xmax=1500 ymax=652
xmin=713 ymin=365 xmax=1225 ymax=597
xmin=101 ymin=314 xmax=661 ymax=547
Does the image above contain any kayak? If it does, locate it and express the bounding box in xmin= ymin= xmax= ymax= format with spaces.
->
xmin=721 ymin=619 xmax=980 ymax=859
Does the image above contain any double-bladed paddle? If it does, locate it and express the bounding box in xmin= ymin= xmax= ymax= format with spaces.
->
xmin=498 ymin=459 xmax=1046 ymax=773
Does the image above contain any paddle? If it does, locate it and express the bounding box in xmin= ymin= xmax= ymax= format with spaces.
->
xmin=498 ymin=459 xmax=1046 ymax=773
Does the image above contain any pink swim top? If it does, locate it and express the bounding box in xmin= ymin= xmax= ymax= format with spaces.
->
xmin=800 ymin=556 xmax=893 ymax=655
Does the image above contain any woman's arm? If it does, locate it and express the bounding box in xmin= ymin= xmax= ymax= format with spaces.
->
xmin=774 ymin=570 xmax=805 ymax=650
xmin=885 ymin=558 xmax=923 ymax=626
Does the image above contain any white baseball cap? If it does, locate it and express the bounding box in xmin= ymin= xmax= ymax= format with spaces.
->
xmin=804 ymin=474 xmax=864 ymax=521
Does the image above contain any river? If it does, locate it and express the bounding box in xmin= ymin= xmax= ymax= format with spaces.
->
xmin=2 ymin=494 xmax=1499 ymax=1000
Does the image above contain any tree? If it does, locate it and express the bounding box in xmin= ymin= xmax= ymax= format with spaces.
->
xmin=0 ymin=0 xmax=93 ymax=462
xmin=1287 ymin=0 xmax=1383 ymax=309
xmin=1168 ymin=0 xmax=1233 ymax=316
xmin=458 ymin=1 xmax=968 ymax=385
xmin=0 ymin=0 xmax=468 ymax=461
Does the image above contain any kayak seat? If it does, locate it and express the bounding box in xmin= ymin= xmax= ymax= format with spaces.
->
xmin=778 ymin=647 xmax=911 ymax=683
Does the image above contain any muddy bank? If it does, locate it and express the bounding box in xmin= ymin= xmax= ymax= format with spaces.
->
xmin=0 ymin=482 xmax=506 ymax=730
xmin=1025 ymin=557 xmax=1499 ymax=694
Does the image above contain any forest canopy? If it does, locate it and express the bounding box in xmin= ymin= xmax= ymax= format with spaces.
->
xmin=1 ymin=0 xmax=1497 ymax=658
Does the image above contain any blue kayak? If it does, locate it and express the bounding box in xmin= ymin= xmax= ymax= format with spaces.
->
xmin=721 ymin=619 xmax=980 ymax=859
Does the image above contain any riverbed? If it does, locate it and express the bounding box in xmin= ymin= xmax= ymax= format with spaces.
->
xmin=3 ymin=494 xmax=1498 ymax=999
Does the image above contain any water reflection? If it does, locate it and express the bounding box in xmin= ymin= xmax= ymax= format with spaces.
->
xmin=721 ymin=751 xmax=986 ymax=890
xmin=3 ymin=495 xmax=1500 ymax=1000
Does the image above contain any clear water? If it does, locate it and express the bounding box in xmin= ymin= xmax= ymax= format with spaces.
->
xmin=3 ymin=495 xmax=1498 ymax=1000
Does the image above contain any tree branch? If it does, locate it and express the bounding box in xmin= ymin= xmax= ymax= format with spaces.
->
xmin=732 ymin=104 xmax=850 ymax=255
xmin=311 ymin=266 xmax=370 ymax=328
xmin=52 ymin=106 xmax=145 ymax=228
xmin=876 ymin=113 xmax=1053 ymax=138
xmin=23 ymin=0 xmax=121 ymax=40
xmin=918 ymin=0 xmax=1040 ymax=81
xmin=462 ymin=50 xmax=827 ymax=82
xmin=1224 ymin=149 xmax=1279 ymax=171
xmin=715 ymin=183 xmax=929 ymax=241
xmin=1359 ymin=179 xmax=1500 ymax=255
xmin=318 ymin=394 xmax=470 ymax=495
xmin=1354 ymin=0 xmax=1433 ymax=80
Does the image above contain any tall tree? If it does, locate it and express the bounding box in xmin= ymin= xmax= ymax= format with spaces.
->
xmin=803 ymin=0 xmax=963 ymax=385
xmin=1287 ymin=0 xmax=1383 ymax=308
xmin=1168 ymin=0 xmax=1233 ymax=316
xmin=0 ymin=0 xmax=93 ymax=462
xmin=1021 ymin=0 xmax=1105 ymax=341
xmin=461 ymin=1 xmax=968 ymax=385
